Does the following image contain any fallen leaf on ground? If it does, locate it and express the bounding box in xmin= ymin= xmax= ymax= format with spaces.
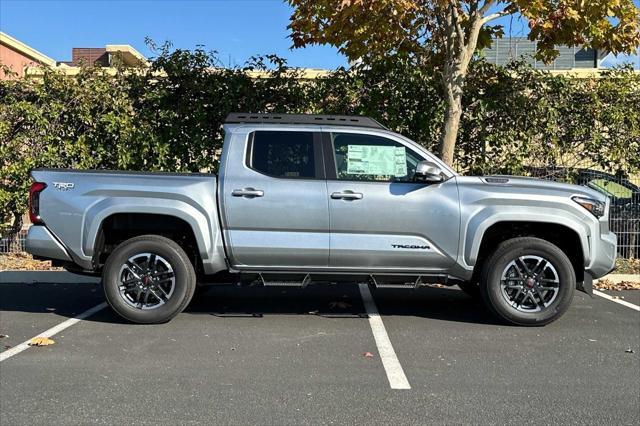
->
xmin=0 ymin=253 xmax=64 ymax=271
xmin=363 ymin=351 xmax=374 ymax=358
xmin=594 ymin=279 xmax=640 ymax=291
xmin=0 ymin=334 xmax=8 ymax=339
xmin=28 ymin=337 xmax=55 ymax=346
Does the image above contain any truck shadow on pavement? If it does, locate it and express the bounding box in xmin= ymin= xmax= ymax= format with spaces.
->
xmin=0 ymin=278 xmax=499 ymax=325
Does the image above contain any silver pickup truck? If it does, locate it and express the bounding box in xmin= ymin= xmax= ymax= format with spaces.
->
xmin=26 ymin=113 xmax=617 ymax=326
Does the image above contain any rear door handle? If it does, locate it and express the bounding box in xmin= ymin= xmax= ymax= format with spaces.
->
xmin=232 ymin=188 xmax=264 ymax=197
xmin=331 ymin=191 xmax=363 ymax=200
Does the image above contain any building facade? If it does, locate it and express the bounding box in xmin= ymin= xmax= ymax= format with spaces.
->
xmin=485 ymin=37 xmax=607 ymax=70
xmin=0 ymin=32 xmax=56 ymax=79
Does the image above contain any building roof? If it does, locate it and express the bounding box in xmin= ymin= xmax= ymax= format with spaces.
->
xmin=105 ymin=44 xmax=148 ymax=67
xmin=0 ymin=31 xmax=56 ymax=67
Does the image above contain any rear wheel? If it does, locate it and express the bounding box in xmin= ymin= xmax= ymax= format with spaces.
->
xmin=480 ymin=237 xmax=575 ymax=326
xmin=102 ymin=235 xmax=196 ymax=324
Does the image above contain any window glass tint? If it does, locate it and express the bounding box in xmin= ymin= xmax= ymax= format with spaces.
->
xmin=251 ymin=131 xmax=316 ymax=178
xmin=332 ymin=133 xmax=424 ymax=182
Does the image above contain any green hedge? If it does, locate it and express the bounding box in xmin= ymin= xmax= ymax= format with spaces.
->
xmin=1 ymin=44 xmax=639 ymax=238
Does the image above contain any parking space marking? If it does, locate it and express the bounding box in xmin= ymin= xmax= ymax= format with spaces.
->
xmin=593 ymin=290 xmax=640 ymax=312
xmin=358 ymin=283 xmax=411 ymax=390
xmin=0 ymin=302 xmax=107 ymax=362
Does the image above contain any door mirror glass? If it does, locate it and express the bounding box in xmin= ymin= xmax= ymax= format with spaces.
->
xmin=414 ymin=161 xmax=444 ymax=183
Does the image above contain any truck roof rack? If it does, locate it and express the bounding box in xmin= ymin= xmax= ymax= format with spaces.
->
xmin=225 ymin=113 xmax=387 ymax=130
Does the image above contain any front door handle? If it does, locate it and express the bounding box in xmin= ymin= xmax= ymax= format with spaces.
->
xmin=232 ymin=188 xmax=264 ymax=197
xmin=331 ymin=191 xmax=363 ymax=200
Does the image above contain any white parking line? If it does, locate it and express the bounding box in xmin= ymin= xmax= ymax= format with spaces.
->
xmin=0 ymin=302 xmax=108 ymax=362
xmin=358 ymin=283 xmax=411 ymax=390
xmin=593 ymin=290 xmax=640 ymax=312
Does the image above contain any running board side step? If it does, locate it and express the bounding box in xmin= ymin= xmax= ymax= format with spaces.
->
xmin=258 ymin=273 xmax=312 ymax=288
xmin=367 ymin=274 xmax=451 ymax=289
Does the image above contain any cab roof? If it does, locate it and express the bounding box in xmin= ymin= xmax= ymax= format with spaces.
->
xmin=225 ymin=113 xmax=387 ymax=130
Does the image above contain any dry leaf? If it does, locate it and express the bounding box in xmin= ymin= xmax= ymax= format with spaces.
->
xmin=28 ymin=337 xmax=55 ymax=346
xmin=0 ymin=253 xmax=63 ymax=271
xmin=594 ymin=279 xmax=640 ymax=291
xmin=363 ymin=351 xmax=374 ymax=358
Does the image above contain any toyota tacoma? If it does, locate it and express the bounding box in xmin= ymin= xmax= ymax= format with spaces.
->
xmin=25 ymin=113 xmax=617 ymax=325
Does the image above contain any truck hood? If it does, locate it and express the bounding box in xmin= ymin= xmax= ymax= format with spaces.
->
xmin=456 ymin=175 xmax=608 ymax=202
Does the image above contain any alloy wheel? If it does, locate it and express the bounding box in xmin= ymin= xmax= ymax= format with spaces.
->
xmin=500 ymin=255 xmax=560 ymax=313
xmin=117 ymin=252 xmax=176 ymax=310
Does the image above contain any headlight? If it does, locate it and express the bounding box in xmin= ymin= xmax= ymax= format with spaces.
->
xmin=572 ymin=196 xmax=605 ymax=218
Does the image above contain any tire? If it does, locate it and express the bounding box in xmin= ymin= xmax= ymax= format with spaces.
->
xmin=102 ymin=235 xmax=196 ymax=324
xmin=457 ymin=281 xmax=480 ymax=298
xmin=480 ymin=237 xmax=575 ymax=326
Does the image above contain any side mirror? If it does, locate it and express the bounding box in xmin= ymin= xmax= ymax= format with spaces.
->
xmin=414 ymin=160 xmax=444 ymax=183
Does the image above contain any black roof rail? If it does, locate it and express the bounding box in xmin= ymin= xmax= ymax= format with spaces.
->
xmin=225 ymin=113 xmax=387 ymax=130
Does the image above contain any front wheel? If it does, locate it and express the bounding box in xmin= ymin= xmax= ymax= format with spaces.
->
xmin=102 ymin=235 xmax=196 ymax=324
xmin=480 ymin=237 xmax=575 ymax=326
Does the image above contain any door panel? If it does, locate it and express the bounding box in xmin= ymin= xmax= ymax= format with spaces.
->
xmin=221 ymin=130 xmax=329 ymax=268
xmin=327 ymin=180 xmax=460 ymax=270
xmin=325 ymin=131 xmax=460 ymax=271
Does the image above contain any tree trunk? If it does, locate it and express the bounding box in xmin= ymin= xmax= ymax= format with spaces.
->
xmin=439 ymin=85 xmax=463 ymax=166
xmin=436 ymin=4 xmax=488 ymax=167
xmin=5 ymin=211 xmax=23 ymax=252
xmin=439 ymin=71 xmax=465 ymax=167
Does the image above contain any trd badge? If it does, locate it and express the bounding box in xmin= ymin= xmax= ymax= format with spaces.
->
xmin=53 ymin=182 xmax=75 ymax=191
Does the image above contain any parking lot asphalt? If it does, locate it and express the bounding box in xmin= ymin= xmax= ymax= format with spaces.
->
xmin=1 ymin=271 xmax=639 ymax=425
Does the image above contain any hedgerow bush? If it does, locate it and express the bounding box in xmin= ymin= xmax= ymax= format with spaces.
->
xmin=1 ymin=44 xmax=639 ymax=240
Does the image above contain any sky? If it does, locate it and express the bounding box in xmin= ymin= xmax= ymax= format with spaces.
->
xmin=0 ymin=0 xmax=638 ymax=69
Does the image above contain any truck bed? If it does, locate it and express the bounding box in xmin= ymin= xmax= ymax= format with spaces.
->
xmin=29 ymin=169 xmax=223 ymax=273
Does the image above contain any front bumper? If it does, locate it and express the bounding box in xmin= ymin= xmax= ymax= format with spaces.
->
xmin=25 ymin=225 xmax=72 ymax=262
xmin=586 ymin=230 xmax=617 ymax=279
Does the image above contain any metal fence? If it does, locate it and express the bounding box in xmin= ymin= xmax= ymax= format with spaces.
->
xmin=1 ymin=169 xmax=638 ymax=258
xmin=529 ymin=167 xmax=639 ymax=259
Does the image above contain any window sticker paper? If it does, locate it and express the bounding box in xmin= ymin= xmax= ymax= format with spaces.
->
xmin=346 ymin=145 xmax=407 ymax=177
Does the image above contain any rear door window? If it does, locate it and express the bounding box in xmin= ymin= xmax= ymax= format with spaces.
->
xmin=248 ymin=131 xmax=322 ymax=179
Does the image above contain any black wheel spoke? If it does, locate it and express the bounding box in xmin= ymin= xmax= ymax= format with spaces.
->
xmin=515 ymin=257 xmax=532 ymax=275
xmin=153 ymin=270 xmax=174 ymax=279
xmin=532 ymin=259 xmax=547 ymax=277
xmin=148 ymin=287 xmax=166 ymax=305
xmin=533 ymin=287 xmax=547 ymax=308
xmin=125 ymin=261 xmax=144 ymax=277
xmin=512 ymin=288 xmax=523 ymax=306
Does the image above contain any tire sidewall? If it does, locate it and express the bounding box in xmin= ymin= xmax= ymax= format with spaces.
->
xmin=103 ymin=237 xmax=195 ymax=324
xmin=481 ymin=239 xmax=575 ymax=326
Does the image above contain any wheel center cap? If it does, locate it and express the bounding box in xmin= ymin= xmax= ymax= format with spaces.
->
xmin=143 ymin=275 xmax=152 ymax=286
xmin=525 ymin=277 xmax=535 ymax=288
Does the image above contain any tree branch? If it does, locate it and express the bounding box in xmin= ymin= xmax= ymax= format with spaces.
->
xmin=482 ymin=8 xmax=510 ymax=24
xmin=478 ymin=0 xmax=495 ymax=15
xmin=450 ymin=2 xmax=466 ymax=47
